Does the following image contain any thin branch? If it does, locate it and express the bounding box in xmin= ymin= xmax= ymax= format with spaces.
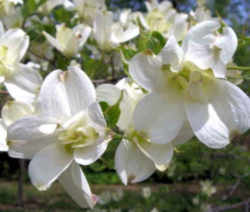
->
xmin=212 ymin=198 xmax=250 ymax=212
xmin=93 ymin=77 xmax=121 ymax=85
xmin=222 ymin=177 xmax=241 ymax=201
xmin=17 ymin=159 xmax=25 ymax=207
xmin=0 ymin=90 xmax=9 ymax=95
xmin=228 ymin=66 xmax=250 ymax=71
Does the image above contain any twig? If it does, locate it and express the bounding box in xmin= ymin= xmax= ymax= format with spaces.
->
xmin=93 ymin=77 xmax=121 ymax=85
xmin=0 ymin=90 xmax=9 ymax=95
xmin=17 ymin=159 xmax=25 ymax=207
xmin=212 ymin=198 xmax=250 ymax=212
xmin=222 ymin=177 xmax=241 ymax=201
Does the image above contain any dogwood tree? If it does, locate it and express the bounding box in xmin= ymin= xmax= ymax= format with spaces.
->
xmin=0 ymin=0 xmax=249 ymax=209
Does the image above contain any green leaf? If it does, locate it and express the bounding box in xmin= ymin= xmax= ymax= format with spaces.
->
xmin=136 ymin=31 xmax=166 ymax=54
xmin=120 ymin=46 xmax=137 ymax=60
xmin=81 ymin=49 xmax=109 ymax=79
xmin=100 ymin=91 xmax=124 ymax=129
xmin=22 ymin=0 xmax=47 ymax=18
xmin=51 ymin=6 xmax=76 ymax=27
xmin=148 ymin=31 xmax=166 ymax=54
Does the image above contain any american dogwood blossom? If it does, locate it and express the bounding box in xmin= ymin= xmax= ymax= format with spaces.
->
xmin=129 ymin=22 xmax=250 ymax=149
xmin=0 ymin=24 xmax=42 ymax=103
xmin=73 ymin=0 xmax=106 ymax=24
xmin=7 ymin=66 xmax=109 ymax=208
xmin=0 ymin=0 xmax=23 ymax=28
xmin=142 ymin=0 xmax=188 ymax=41
xmin=43 ymin=24 xmax=91 ymax=57
xmin=97 ymin=79 xmax=175 ymax=185
xmin=93 ymin=11 xmax=139 ymax=50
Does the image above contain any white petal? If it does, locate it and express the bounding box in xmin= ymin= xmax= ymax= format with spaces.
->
xmin=93 ymin=12 xmax=113 ymax=49
xmin=37 ymin=67 xmax=95 ymax=120
xmin=171 ymin=13 xmax=188 ymax=42
xmin=7 ymin=116 xmax=57 ymax=159
xmin=88 ymin=102 xmax=106 ymax=128
xmin=129 ymin=53 xmax=164 ymax=92
xmin=186 ymin=80 xmax=250 ymax=149
xmin=184 ymin=40 xmax=227 ymax=78
xmin=137 ymin=141 xmax=173 ymax=171
xmin=185 ymin=100 xmax=230 ymax=149
xmin=0 ymin=21 xmax=5 ymax=37
xmin=211 ymin=80 xmax=250 ymax=135
xmin=216 ymin=27 xmax=238 ymax=64
xmin=2 ymin=101 xmax=34 ymax=126
xmin=184 ymin=40 xmax=214 ymax=70
xmin=5 ymin=64 xmax=42 ymax=104
xmin=36 ymin=69 xmax=70 ymax=120
xmin=59 ymin=162 xmax=96 ymax=208
xmin=160 ymin=36 xmax=183 ymax=71
xmin=73 ymin=24 xmax=92 ymax=48
xmin=117 ymin=91 xmax=135 ymax=131
xmin=172 ymin=121 xmax=194 ymax=146
xmin=96 ymin=84 xmax=121 ymax=106
xmin=115 ymin=139 xmax=155 ymax=185
xmin=134 ymin=93 xmax=185 ymax=144
xmin=183 ymin=20 xmax=220 ymax=52
xmin=0 ymin=29 xmax=29 ymax=64
xmin=28 ymin=143 xmax=73 ymax=191
xmin=0 ymin=119 xmax=8 ymax=151
xmin=43 ymin=31 xmax=62 ymax=53
xmin=74 ymin=140 xmax=108 ymax=166
xmin=111 ymin=23 xmax=139 ymax=44
xmin=65 ymin=66 xmax=96 ymax=114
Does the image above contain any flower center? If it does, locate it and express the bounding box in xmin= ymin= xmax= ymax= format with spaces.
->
xmin=57 ymin=113 xmax=100 ymax=154
xmin=127 ymin=129 xmax=150 ymax=145
xmin=146 ymin=10 xmax=170 ymax=34
xmin=161 ymin=62 xmax=215 ymax=101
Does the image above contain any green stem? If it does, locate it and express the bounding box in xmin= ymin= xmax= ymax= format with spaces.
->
xmin=228 ymin=66 xmax=250 ymax=71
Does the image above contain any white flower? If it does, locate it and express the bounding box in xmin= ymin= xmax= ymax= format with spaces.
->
xmin=143 ymin=2 xmax=188 ymax=41
xmin=183 ymin=20 xmax=238 ymax=78
xmin=142 ymin=186 xmax=151 ymax=199
xmin=0 ymin=0 xmax=23 ymax=28
xmin=0 ymin=25 xmax=42 ymax=103
xmin=97 ymin=79 xmax=174 ymax=185
xmin=0 ymin=0 xmax=22 ymax=16
xmin=43 ymin=24 xmax=91 ymax=57
xmin=73 ymin=0 xmax=106 ymax=24
xmin=189 ymin=7 xmax=215 ymax=23
xmin=129 ymin=24 xmax=250 ymax=149
xmin=111 ymin=10 xmax=139 ymax=45
xmin=200 ymin=181 xmax=216 ymax=197
xmin=7 ymin=66 xmax=109 ymax=208
xmin=145 ymin=0 xmax=172 ymax=13
xmin=93 ymin=11 xmax=139 ymax=50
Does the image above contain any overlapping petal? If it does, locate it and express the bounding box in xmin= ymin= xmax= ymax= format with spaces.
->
xmin=7 ymin=116 xmax=57 ymax=159
xmin=115 ymin=139 xmax=155 ymax=185
xmin=4 ymin=64 xmax=42 ymax=104
xmin=74 ymin=140 xmax=108 ymax=166
xmin=134 ymin=93 xmax=185 ymax=144
xmin=129 ymin=52 xmax=164 ymax=92
xmin=59 ymin=162 xmax=96 ymax=208
xmin=28 ymin=143 xmax=73 ymax=191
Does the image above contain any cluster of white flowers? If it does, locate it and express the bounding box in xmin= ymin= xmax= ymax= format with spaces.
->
xmin=0 ymin=0 xmax=249 ymax=209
